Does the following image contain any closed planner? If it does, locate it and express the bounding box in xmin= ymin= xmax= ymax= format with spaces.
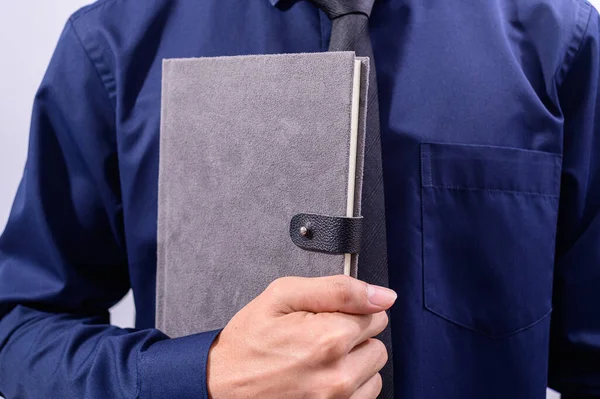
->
xmin=157 ymin=51 xmax=370 ymax=337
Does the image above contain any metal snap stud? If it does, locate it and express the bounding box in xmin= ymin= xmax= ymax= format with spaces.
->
xmin=300 ymin=226 xmax=310 ymax=237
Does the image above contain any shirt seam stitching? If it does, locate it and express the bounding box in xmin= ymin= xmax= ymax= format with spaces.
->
xmin=428 ymin=147 xmax=433 ymax=186
xmin=555 ymin=0 xmax=594 ymax=88
xmin=67 ymin=19 xmax=117 ymax=113
xmin=65 ymin=20 xmax=125 ymax=231
xmin=423 ymin=185 xmax=560 ymax=198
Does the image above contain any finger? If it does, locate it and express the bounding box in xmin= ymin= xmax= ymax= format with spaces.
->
xmin=349 ymin=373 xmax=382 ymax=399
xmin=342 ymin=339 xmax=388 ymax=391
xmin=345 ymin=311 xmax=388 ymax=348
xmin=265 ymin=275 xmax=397 ymax=315
xmin=313 ymin=311 xmax=389 ymax=352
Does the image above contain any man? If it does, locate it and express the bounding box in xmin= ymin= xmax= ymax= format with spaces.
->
xmin=0 ymin=0 xmax=599 ymax=397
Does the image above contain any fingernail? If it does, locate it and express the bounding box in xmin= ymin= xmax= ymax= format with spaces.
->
xmin=367 ymin=285 xmax=397 ymax=307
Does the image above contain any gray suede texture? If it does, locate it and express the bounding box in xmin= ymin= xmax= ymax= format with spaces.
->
xmin=156 ymin=52 xmax=370 ymax=337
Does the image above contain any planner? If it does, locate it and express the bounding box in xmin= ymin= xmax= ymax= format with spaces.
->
xmin=156 ymin=51 xmax=370 ymax=337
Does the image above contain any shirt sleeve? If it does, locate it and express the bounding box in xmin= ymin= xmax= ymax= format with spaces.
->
xmin=548 ymin=5 xmax=600 ymax=397
xmin=0 ymin=20 xmax=220 ymax=399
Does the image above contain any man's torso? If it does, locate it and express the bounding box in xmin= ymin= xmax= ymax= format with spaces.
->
xmin=70 ymin=0 xmax=591 ymax=397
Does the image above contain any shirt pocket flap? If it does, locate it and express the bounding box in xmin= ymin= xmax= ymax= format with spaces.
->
xmin=421 ymin=143 xmax=561 ymax=197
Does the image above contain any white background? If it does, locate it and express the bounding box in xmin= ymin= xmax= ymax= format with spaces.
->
xmin=3 ymin=1 xmax=598 ymax=397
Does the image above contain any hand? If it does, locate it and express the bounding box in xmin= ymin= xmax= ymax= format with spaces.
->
xmin=206 ymin=275 xmax=396 ymax=399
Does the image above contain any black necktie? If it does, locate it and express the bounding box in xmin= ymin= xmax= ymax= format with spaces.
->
xmin=309 ymin=1 xmax=394 ymax=397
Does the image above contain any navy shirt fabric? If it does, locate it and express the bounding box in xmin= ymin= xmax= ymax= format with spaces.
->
xmin=0 ymin=0 xmax=599 ymax=397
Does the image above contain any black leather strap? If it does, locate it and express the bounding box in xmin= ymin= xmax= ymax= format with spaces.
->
xmin=289 ymin=213 xmax=363 ymax=254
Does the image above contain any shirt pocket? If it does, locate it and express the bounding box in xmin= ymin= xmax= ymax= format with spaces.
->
xmin=420 ymin=143 xmax=562 ymax=339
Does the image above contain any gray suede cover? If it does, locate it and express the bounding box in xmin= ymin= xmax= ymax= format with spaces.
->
xmin=156 ymin=52 xmax=370 ymax=337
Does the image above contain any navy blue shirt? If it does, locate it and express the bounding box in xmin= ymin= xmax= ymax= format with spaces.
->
xmin=1 ymin=0 xmax=599 ymax=397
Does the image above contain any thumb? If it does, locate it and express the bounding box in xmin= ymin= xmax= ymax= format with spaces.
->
xmin=264 ymin=275 xmax=397 ymax=315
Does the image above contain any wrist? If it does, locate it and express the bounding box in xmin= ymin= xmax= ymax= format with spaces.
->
xmin=206 ymin=332 xmax=226 ymax=398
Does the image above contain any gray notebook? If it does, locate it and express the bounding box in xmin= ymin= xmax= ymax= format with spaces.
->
xmin=156 ymin=51 xmax=370 ymax=337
